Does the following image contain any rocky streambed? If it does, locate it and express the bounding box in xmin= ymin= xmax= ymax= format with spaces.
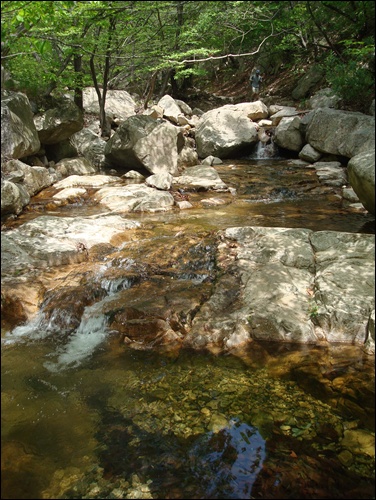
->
xmin=1 ymin=156 xmax=375 ymax=499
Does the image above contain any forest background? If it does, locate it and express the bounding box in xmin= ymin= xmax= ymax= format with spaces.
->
xmin=1 ymin=0 xmax=375 ymax=134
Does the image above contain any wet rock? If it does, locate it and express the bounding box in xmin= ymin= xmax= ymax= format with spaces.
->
xmin=208 ymin=413 xmax=229 ymax=432
xmin=54 ymin=173 xmax=120 ymax=189
xmin=338 ymin=449 xmax=353 ymax=466
xmin=1 ymin=278 xmax=45 ymax=323
xmin=313 ymin=161 xmax=347 ymax=187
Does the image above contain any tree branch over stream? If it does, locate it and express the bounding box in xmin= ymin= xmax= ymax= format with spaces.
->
xmin=164 ymin=29 xmax=284 ymax=66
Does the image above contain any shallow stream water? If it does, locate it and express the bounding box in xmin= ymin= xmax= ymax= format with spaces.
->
xmin=1 ymin=155 xmax=375 ymax=499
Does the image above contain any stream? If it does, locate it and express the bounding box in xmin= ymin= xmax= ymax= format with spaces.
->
xmin=1 ymin=152 xmax=375 ymax=499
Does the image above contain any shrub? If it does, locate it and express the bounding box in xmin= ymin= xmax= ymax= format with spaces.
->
xmin=324 ymin=41 xmax=375 ymax=112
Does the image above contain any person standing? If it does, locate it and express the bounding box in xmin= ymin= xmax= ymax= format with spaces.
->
xmin=249 ymin=69 xmax=263 ymax=100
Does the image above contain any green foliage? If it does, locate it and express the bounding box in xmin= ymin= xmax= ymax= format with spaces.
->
xmin=1 ymin=0 xmax=374 ymax=110
xmin=174 ymin=66 xmax=207 ymax=83
xmin=5 ymin=55 xmax=49 ymax=96
xmin=324 ymin=41 xmax=375 ymax=109
xmin=1 ymin=0 xmax=78 ymax=95
xmin=308 ymin=302 xmax=319 ymax=320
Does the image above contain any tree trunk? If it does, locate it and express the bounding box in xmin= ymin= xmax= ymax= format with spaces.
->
xmin=144 ymin=71 xmax=158 ymax=109
xmin=158 ymin=1 xmax=184 ymax=98
xmin=159 ymin=69 xmax=173 ymax=97
xmin=90 ymin=56 xmax=111 ymax=139
xmin=73 ymin=54 xmax=83 ymax=111
xmin=169 ymin=68 xmax=179 ymax=96
xmin=89 ymin=17 xmax=115 ymax=138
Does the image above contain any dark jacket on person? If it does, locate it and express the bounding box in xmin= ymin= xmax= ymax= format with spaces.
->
xmin=250 ymin=72 xmax=262 ymax=88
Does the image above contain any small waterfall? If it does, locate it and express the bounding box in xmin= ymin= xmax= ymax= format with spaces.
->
xmin=250 ymin=138 xmax=280 ymax=159
xmin=248 ymin=128 xmax=280 ymax=159
xmin=2 ymin=300 xmax=110 ymax=371
xmin=2 ymin=261 xmax=138 ymax=369
xmin=43 ymin=301 xmax=109 ymax=372
xmin=2 ymin=311 xmax=54 ymax=345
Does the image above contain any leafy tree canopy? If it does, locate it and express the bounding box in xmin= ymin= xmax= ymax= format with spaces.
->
xmin=1 ymin=0 xmax=374 ymax=111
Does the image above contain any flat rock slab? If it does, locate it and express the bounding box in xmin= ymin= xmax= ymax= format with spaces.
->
xmin=184 ymin=227 xmax=375 ymax=354
xmin=53 ymin=174 xmax=121 ymax=189
xmin=1 ymin=214 xmax=140 ymax=275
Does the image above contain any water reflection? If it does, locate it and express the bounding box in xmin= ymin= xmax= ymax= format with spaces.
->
xmin=190 ymin=419 xmax=266 ymax=499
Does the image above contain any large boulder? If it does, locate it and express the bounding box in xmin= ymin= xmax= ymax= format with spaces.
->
xmin=269 ymin=106 xmax=300 ymax=126
xmin=309 ymin=88 xmax=341 ymax=109
xmin=34 ymin=98 xmax=84 ymax=145
xmin=2 ymin=159 xmax=53 ymax=197
xmin=195 ymin=102 xmax=266 ymax=158
xmin=274 ymin=116 xmax=304 ymax=152
xmin=305 ymin=108 xmax=375 ymax=158
xmin=1 ymin=90 xmax=40 ymax=162
xmin=104 ymin=115 xmax=185 ymax=175
xmin=70 ymin=128 xmax=108 ymax=168
xmin=83 ymin=87 xmax=137 ymax=121
xmin=1 ymin=179 xmax=30 ymax=216
xmin=347 ymin=150 xmax=375 ymax=215
xmin=157 ymin=94 xmax=184 ymax=124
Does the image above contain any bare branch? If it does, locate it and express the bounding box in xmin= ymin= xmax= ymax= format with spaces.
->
xmin=166 ymin=30 xmax=277 ymax=65
xmin=1 ymin=51 xmax=36 ymax=59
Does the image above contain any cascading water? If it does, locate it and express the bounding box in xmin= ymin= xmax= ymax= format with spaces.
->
xmin=250 ymin=138 xmax=280 ymax=159
xmin=248 ymin=127 xmax=281 ymax=159
xmin=2 ymin=311 xmax=53 ymax=345
xmin=1 ymin=295 xmax=111 ymax=371
xmin=3 ymin=258 xmax=143 ymax=372
xmin=43 ymin=302 xmax=109 ymax=372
